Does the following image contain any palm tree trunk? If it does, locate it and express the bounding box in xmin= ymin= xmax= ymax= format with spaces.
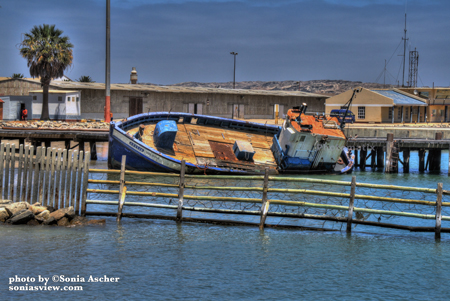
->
xmin=41 ymin=82 xmax=50 ymax=120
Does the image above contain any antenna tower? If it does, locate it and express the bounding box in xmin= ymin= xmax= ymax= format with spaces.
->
xmin=408 ymin=48 xmax=419 ymax=87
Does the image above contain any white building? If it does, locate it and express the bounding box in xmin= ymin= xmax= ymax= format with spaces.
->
xmin=29 ymin=90 xmax=81 ymax=120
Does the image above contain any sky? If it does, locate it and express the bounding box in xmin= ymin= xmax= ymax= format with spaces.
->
xmin=0 ymin=0 xmax=449 ymax=87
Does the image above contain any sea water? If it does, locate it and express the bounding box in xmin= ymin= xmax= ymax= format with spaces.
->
xmin=1 ymin=144 xmax=450 ymax=300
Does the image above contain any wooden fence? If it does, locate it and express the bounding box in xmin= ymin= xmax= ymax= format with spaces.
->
xmin=0 ymin=143 xmax=90 ymax=215
xmin=85 ymin=155 xmax=450 ymax=239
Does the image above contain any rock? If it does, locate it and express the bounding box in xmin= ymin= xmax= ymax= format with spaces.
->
xmin=69 ymin=216 xmax=88 ymax=226
xmin=0 ymin=199 xmax=12 ymax=207
xmin=36 ymin=210 xmax=51 ymax=220
xmin=5 ymin=202 xmax=30 ymax=215
xmin=32 ymin=202 xmax=41 ymax=206
xmin=45 ymin=206 xmax=56 ymax=213
xmin=7 ymin=209 xmax=34 ymax=225
xmin=57 ymin=217 xmax=70 ymax=227
xmin=29 ymin=205 xmax=48 ymax=215
xmin=43 ymin=216 xmax=57 ymax=226
xmin=50 ymin=206 xmax=75 ymax=221
xmin=27 ymin=219 xmax=40 ymax=226
xmin=87 ymin=219 xmax=106 ymax=225
xmin=0 ymin=208 xmax=10 ymax=222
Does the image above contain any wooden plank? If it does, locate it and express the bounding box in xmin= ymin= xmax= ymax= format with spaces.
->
xmin=65 ymin=150 xmax=73 ymax=208
xmin=116 ymin=187 xmax=127 ymax=222
xmin=0 ymin=143 xmax=4 ymax=200
xmin=54 ymin=149 xmax=63 ymax=209
xmin=75 ymin=151 xmax=84 ymax=214
xmin=346 ymin=176 xmax=357 ymax=233
xmin=43 ymin=147 xmax=52 ymax=206
xmin=16 ymin=144 xmax=24 ymax=203
xmin=9 ymin=144 xmax=16 ymax=202
xmin=32 ymin=147 xmax=42 ymax=205
xmin=117 ymin=155 xmax=127 ymax=221
xmin=38 ymin=147 xmax=47 ymax=205
xmin=26 ymin=146 xmax=34 ymax=204
xmin=176 ymin=160 xmax=186 ymax=222
xmin=48 ymin=148 xmax=57 ymax=208
xmin=4 ymin=143 xmax=10 ymax=200
xmin=70 ymin=151 xmax=79 ymax=208
xmin=22 ymin=145 xmax=30 ymax=202
xmin=60 ymin=149 xmax=67 ymax=209
xmin=436 ymin=183 xmax=443 ymax=240
xmin=80 ymin=151 xmax=91 ymax=216
xmin=259 ymin=167 xmax=270 ymax=230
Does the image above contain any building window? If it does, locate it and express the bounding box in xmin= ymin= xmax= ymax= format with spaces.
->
xmin=58 ymin=96 xmax=63 ymax=101
xmin=67 ymin=97 xmax=71 ymax=102
xmin=405 ymin=107 xmax=409 ymax=117
xmin=397 ymin=107 xmax=402 ymax=119
xmin=440 ymin=110 xmax=444 ymax=117
xmin=358 ymin=107 xmax=365 ymax=119
xmin=76 ymin=97 xmax=79 ymax=102
xmin=33 ymin=96 xmax=37 ymax=100
xmin=413 ymin=107 xmax=419 ymax=114
xmin=388 ymin=108 xmax=393 ymax=120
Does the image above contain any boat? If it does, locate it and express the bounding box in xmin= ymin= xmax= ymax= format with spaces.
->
xmin=108 ymin=104 xmax=354 ymax=175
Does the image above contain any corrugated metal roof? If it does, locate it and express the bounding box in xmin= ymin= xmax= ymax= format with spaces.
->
xmin=47 ymin=81 xmax=327 ymax=98
xmin=29 ymin=90 xmax=79 ymax=94
xmin=372 ymin=89 xmax=427 ymax=106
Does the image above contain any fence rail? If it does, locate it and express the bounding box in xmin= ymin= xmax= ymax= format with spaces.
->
xmin=85 ymin=155 xmax=448 ymax=239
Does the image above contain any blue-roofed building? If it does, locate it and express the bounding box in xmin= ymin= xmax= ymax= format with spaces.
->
xmin=325 ymin=87 xmax=427 ymax=123
xmin=399 ymin=87 xmax=450 ymax=122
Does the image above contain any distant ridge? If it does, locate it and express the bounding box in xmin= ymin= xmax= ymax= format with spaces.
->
xmin=162 ymin=80 xmax=394 ymax=95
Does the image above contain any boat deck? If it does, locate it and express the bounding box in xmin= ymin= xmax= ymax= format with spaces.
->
xmin=127 ymin=123 xmax=278 ymax=171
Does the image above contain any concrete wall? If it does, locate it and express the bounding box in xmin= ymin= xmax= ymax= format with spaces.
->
xmin=74 ymin=89 xmax=326 ymax=120
xmin=0 ymin=79 xmax=41 ymax=96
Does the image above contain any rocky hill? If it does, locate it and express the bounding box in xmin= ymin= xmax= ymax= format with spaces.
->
xmin=168 ymin=80 xmax=394 ymax=95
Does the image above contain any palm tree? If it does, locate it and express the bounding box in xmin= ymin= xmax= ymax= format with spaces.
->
xmin=11 ymin=73 xmax=24 ymax=79
xmin=19 ymin=24 xmax=73 ymax=120
xmin=78 ymin=75 xmax=95 ymax=83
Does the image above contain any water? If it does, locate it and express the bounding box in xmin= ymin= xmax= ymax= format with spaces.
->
xmin=1 ymin=147 xmax=450 ymax=300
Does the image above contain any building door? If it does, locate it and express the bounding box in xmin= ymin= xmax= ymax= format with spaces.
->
xmin=129 ymin=97 xmax=143 ymax=116
xmin=233 ymin=104 xmax=239 ymax=119
xmin=0 ymin=103 xmax=3 ymax=120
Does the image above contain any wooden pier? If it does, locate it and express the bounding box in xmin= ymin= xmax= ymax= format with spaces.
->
xmin=348 ymin=132 xmax=450 ymax=174
xmin=0 ymin=128 xmax=108 ymax=160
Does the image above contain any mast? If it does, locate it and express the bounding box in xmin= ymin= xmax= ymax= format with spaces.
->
xmin=402 ymin=12 xmax=408 ymax=87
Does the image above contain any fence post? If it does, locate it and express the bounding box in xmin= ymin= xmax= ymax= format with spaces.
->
xmin=32 ymin=147 xmax=42 ymax=205
xmin=435 ymin=183 xmax=443 ymax=240
xmin=346 ymin=176 xmax=357 ymax=233
xmin=259 ymin=168 xmax=270 ymax=230
xmin=176 ymin=160 xmax=186 ymax=222
xmin=16 ymin=144 xmax=24 ymax=203
xmin=0 ymin=143 xmax=4 ymax=199
xmin=117 ymin=155 xmax=127 ymax=222
xmin=9 ymin=144 xmax=16 ymax=202
xmin=80 ymin=151 xmax=91 ymax=217
xmin=75 ymin=151 xmax=84 ymax=215
xmin=4 ymin=143 xmax=10 ymax=200
xmin=26 ymin=146 xmax=34 ymax=204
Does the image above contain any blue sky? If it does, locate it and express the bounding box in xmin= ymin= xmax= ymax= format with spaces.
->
xmin=0 ymin=0 xmax=448 ymax=86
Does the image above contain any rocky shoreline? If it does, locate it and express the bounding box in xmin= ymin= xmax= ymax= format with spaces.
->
xmin=0 ymin=201 xmax=105 ymax=227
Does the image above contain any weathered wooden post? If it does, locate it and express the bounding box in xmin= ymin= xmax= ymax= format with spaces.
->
xmin=259 ymin=168 xmax=270 ymax=230
xmin=430 ymin=132 xmax=443 ymax=173
xmin=81 ymin=151 xmax=91 ymax=216
xmin=370 ymin=149 xmax=376 ymax=169
xmin=0 ymin=143 xmax=3 ymax=199
xmin=116 ymin=155 xmax=127 ymax=222
xmin=448 ymin=145 xmax=450 ymax=176
xmin=16 ymin=145 xmax=24 ymax=202
xmin=360 ymin=149 xmax=367 ymax=171
xmin=418 ymin=149 xmax=426 ymax=172
xmin=385 ymin=133 xmax=394 ymax=173
xmin=376 ymin=147 xmax=384 ymax=169
xmin=403 ymin=149 xmax=410 ymax=173
xmin=346 ymin=176 xmax=356 ymax=233
xmin=4 ymin=143 xmax=10 ymax=200
xmin=176 ymin=160 xmax=186 ymax=222
xmin=354 ymin=149 xmax=359 ymax=168
xmin=89 ymin=142 xmax=98 ymax=160
xmin=75 ymin=151 xmax=85 ymax=214
xmin=435 ymin=183 xmax=443 ymax=240
xmin=9 ymin=144 xmax=16 ymax=202
xmin=32 ymin=147 xmax=42 ymax=205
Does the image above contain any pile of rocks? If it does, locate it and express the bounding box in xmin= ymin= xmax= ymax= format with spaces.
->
xmin=0 ymin=201 xmax=105 ymax=227
xmin=0 ymin=120 xmax=109 ymax=130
